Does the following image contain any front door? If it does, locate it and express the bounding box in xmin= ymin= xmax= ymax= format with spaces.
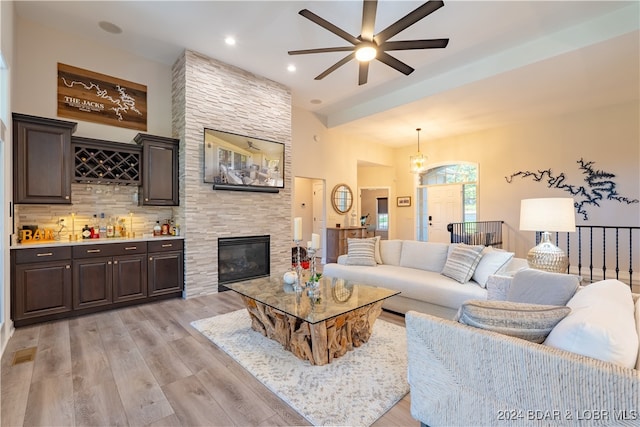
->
xmin=426 ymin=184 xmax=462 ymax=243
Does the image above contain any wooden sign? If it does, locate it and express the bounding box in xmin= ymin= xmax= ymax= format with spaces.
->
xmin=57 ymin=63 xmax=147 ymax=131
xmin=20 ymin=229 xmax=55 ymax=243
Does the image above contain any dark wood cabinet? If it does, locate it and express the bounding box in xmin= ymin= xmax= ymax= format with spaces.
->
xmin=73 ymin=242 xmax=147 ymax=309
xmin=148 ymin=240 xmax=184 ymax=297
xmin=13 ymin=113 xmax=77 ymax=204
xmin=11 ymin=239 xmax=181 ymax=327
xmin=135 ymin=134 xmax=179 ymax=206
xmin=73 ymin=256 xmax=113 ymax=309
xmin=11 ymin=247 xmax=72 ymax=323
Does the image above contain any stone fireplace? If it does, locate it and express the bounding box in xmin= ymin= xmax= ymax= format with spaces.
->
xmin=218 ymin=235 xmax=270 ymax=291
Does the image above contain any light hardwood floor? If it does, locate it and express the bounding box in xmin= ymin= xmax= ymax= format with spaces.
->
xmin=1 ymin=291 xmax=415 ymax=426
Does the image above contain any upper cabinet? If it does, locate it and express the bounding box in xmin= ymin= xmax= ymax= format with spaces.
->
xmin=13 ymin=113 xmax=77 ymax=204
xmin=135 ymin=134 xmax=179 ymax=206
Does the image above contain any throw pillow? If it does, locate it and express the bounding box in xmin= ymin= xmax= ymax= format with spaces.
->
xmin=472 ymin=247 xmax=515 ymax=287
xmin=373 ymin=235 xmax=383 ymax=264
xmin=456 ymin=299 xmax=571 ymax=343
xmin=345 ymin=238 xmax=377 ymax=267
xmin=507 ymin=269 xmax=580 ymax=306
xmin=544 ymin=279 xmax=639 ymax=369
xmin=441 ymin=244 xmax=484 ymax=283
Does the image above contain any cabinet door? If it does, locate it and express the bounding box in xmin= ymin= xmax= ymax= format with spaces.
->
xmin=148 ymin=251 xmax=184 ymax=296
xmin=73 ymin=257 xmax=113 ymax=309
xmin=135 ymin=134 xmax=179 ymax=206
xmin=13 ymin=113 xmax=76 ymax=204
xmin=113 ymin=254 xmax=147 ymax=303
xmin=13 ymin=261 xmax=72 ymax=321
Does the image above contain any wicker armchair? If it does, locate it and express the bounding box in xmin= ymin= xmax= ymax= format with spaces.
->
xmin=406 ymin=308 xmax=640 ymax=427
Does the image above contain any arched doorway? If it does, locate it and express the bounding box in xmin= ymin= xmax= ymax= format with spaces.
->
xmin=416 ymin=163 xmax=478 ymax=242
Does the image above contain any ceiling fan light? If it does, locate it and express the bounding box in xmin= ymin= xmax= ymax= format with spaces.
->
xmin=355 ymin=45 xmax=377 ymax=62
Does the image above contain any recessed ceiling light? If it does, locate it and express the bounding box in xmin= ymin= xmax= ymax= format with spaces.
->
xmin=98 ymin=21 xmax=122 ymax=34
xmin=287 ymin=64 xmax=296 ymax=72
xmin=310 ymin=99 xmax=322 ymax=105
xmin=225 ymin=36 xmax=236 ymax=46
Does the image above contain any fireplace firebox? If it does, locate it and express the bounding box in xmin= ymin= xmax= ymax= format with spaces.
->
xmin=218 ymin=235 xmax=270 ymax=291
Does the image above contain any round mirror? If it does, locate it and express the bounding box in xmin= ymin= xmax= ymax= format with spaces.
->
xmin=331 ymin=184 xmax=353 ymax=214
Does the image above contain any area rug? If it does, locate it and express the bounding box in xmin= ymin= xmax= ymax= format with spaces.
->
xmin=191 ymin=309 xmax=408 ymax=426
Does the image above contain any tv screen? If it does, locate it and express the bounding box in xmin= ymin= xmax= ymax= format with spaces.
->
xmin=204 ymin=128 xmax=285 ymax=189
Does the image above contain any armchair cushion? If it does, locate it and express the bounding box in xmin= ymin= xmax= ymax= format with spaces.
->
xmin=507 ymin=268 xmax=580 ymax=306
xmin=544 ymin=279 xmax=638 ymax=368
xmin=455 ymin=299 xmax=571 ymax=343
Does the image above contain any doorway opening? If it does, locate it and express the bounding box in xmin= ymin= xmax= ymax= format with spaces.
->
xmin=293 ymin=177 xmax=326 ymax=263
xmin=360 ymin=187 xmax=390 ymax=240
xmin=416 ymin=163 xmax=478 ymax=242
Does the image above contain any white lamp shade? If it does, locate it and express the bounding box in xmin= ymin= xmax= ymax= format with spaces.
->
xmin=520 ymin=198 xmax=576 ymax=232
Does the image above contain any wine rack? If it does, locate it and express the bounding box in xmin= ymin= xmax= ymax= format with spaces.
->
xmin=72 ymin=137 xmax=142 ymax=185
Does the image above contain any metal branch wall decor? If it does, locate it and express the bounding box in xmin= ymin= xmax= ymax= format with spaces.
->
xmin=505 ymin=158 xmax=639 ymax=220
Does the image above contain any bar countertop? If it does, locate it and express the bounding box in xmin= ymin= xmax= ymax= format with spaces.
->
xmin=11 ymin=235 xmax=184 ymax=250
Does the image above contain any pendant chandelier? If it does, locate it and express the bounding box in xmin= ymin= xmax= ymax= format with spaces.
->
xmin=410 ymin=128 xmax=427 ymax=174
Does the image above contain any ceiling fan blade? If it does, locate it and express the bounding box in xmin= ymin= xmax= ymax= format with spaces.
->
xmin=374 ymin=0 xmax=445 ymax=44
xmin=376 ymin=51 xmax=414 ymax=75
xmin=358 ymin=62 xmax=369 ymax=85
xmin=299 ymin=9 xmax=360 ymax=45
xmin=379 ymin=38 xmax=449 ymax=51
xmin=288 ymin=46 xmax=355 ymax=55
xmin=315 ymin=52 xmax=356 ymax=80
xmin=360 ymin=0 xmax=378 ymax=42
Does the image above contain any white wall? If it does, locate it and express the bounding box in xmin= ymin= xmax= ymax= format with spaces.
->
xmin=292 ymin=107 xmax=395 ymax=229
xmin=13 ymin=17 xmax=172 ymax=140
xmin=0 ymin=0 xmax=14 ymax=357
xmin=393 ymin=101 xmax=640 ymax=258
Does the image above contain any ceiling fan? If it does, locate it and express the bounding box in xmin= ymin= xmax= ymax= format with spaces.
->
xmin=288 ymin=0 xmax=449 ymax=85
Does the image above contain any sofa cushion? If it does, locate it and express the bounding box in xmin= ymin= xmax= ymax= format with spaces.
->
xmin=456 ymin=299 xmax=571 ymax=343
xmin=399 ymin=241 xmax=450 ymax=272
xmin=544 ymin=279 xmax=639 ymax=369
xmin=441 ymin=244 xmax=484 ymax=283
xmin=345 ymin=238 xmax=377 ymax=267
xmin=322 ymin=263 xmax=487 ymax=310
xmin=507 ymin=269 xmax=580 ymax=306
xmin=472 ymin=247 xmax=515 ymax=287
xmin=373 ymin=235 xmax=383 ymax=264
xmin=380 ymin=240 xmax=403 ymax=266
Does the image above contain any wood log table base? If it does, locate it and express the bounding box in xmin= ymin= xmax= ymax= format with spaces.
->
xmin=240 ymin=295 xmax=384 ymax=366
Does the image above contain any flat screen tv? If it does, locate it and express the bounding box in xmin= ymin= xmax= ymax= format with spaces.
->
xmin=204 ymin=128 xmax=284 ymax=192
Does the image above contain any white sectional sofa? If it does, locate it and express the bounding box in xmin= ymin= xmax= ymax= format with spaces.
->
xmin=323 ymin=239 xmax=527 ymax=319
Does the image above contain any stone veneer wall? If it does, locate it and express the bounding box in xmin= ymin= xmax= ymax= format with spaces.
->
xmin=172 ymin=50 xmax=292 ymax=297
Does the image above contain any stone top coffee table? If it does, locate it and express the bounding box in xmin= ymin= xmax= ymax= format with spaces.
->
xmin=223 ymin=274 xmax=399 ymax=366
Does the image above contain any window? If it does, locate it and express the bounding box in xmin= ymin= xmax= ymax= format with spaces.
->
xmin=377 ymin=197 xmax=388 ymax=231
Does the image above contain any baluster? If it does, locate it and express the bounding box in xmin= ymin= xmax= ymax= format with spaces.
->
xmin=602 ymin=228 xmax=607 ymax=280
xmin=615 ymin=228 xmax=620 ymax=280
xmin=589 ymin=227 xmax=594 ymax=283
xmin=577 ymin=227 xmax=582 ymax=279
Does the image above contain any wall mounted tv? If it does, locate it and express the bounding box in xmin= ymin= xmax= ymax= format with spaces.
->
xmin=204 ymin=128 xmax=284 ymax=193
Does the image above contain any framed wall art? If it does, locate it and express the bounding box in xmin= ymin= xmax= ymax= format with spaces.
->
xmin=397 ymin=196 xmax=411 ymax=207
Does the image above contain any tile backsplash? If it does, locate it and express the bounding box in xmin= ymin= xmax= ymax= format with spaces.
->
xmin=13 ymin=183 xmax=175 ymax=242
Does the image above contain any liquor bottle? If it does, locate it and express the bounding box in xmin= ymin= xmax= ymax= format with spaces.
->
xmin=82 ymin=224 xmax=91 ymax=239
xmin=99 ymin=213 xmax=107 ymax=238
xmin=91 ymin=214 xmax=99 ymax=238
xmin=153 ymin=221 xmax=162 ymax=236
xmin=161 ymin=220 xmax=169 ymax=235
xmin=106 ymin=217 xmax=115 ymax=238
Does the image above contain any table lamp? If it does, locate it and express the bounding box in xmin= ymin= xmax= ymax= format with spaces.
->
xmin=520 ymin=198 xmax=576 ymax=273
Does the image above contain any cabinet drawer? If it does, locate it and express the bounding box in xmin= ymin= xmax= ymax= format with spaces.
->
xmin=73 ymin=242 xmax=147 ymax=258
xmin=345 ymin=229 xmax=364 ymax=238
xmin=148 ymin=239 xmax=183 ymax=253
xmin=14 ymin=246 xmax=72 ymax=264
